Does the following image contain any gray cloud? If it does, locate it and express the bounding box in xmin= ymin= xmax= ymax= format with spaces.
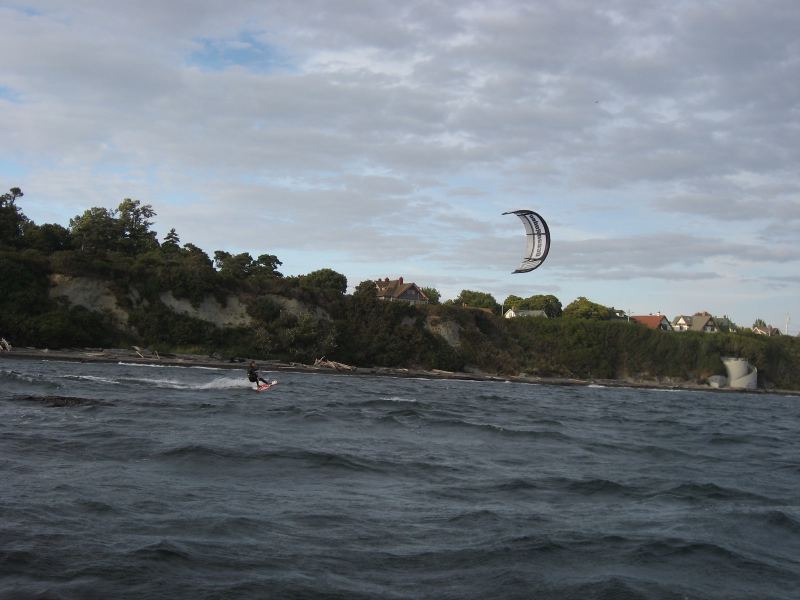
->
xmin=1 ymin=0 xmax=798 ymax=327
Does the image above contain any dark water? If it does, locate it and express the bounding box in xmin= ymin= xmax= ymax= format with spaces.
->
xmin=1 ymin=358 xmax=799 ymax=600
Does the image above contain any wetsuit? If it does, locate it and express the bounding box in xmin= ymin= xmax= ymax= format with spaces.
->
xmin=247 ymin=365 xmax=269 ymax=386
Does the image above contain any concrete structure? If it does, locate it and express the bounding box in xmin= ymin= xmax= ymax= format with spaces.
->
xmin=722 ymin=357 xmax=758 ymax=389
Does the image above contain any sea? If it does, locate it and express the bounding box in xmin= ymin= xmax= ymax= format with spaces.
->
xmin=1 ymin=358 xmax=799 ymax=600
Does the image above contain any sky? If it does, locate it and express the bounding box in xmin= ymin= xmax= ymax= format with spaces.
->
xmin=1 ymin=0 xmax=799 ymax=333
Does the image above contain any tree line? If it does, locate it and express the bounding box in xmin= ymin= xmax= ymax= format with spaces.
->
xmin=1 ymin=188 xmax=798 ymax=389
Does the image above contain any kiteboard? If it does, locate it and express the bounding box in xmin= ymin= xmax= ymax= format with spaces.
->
xmin=256 ymin=380 xmax=278 ymax=392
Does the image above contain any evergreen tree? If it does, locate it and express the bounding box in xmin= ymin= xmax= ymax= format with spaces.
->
xmin=0 ymin=187 xmax=28 ymax=247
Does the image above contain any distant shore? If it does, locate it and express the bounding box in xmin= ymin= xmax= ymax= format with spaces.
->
xmin=2 ymin=346 xmax=797 ymax=396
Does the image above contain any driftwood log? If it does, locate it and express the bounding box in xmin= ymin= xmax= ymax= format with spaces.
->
xmin=313 ymin=357 xmax=356 ymax=371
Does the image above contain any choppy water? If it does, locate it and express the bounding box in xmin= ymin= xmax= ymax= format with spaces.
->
xmin=1 ymin=358 xmax=799 ymax=600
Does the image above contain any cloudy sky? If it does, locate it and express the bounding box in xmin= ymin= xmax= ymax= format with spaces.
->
xmin=2 ymin=0 xmax=798 ymax=332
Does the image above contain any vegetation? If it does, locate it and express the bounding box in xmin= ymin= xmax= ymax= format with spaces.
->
xmin=2 ymin=187 xmax=799 ymax=390
xmin=445 ymin=289 xmax=500 ymax=312
xmin=503 ymin=293 xmax=563 ymax=317
xmin=563 ymin=296 xmax=613 ymax=320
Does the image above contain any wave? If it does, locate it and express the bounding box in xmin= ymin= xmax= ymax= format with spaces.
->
xmin=130 ymin=540 xmax=193 ymax=562
xmin=555 ymin=576 xmax=664 ymax=600
xmin=11 ymin=394 xmax=111 ymax=408
xmin=198 ymin=377 xmax=251 ymax=390
xmin=117 ymin=361 xmax=225 ymax=372
xmin=658 ymin=482 xmax=775 ymax=504
xmin=379 ymin=395 xmax=418 ymax=403
xmin=62 ymin=374 xmax=117 ymax=384
xmin=155 ymin=444 xmax=458 ymax=478
xmin=447 ymin=509 xmax=504 ymax=526
xmin=108 ymin=375 xmax=250 ymax=390
xmin=632 ymin=538 xmax=748 ymax=562
xmin=355 ymin=397 xmax=429 ymax=410
xmin=156 ymin=444 xmax=387 ymax=473
xmin=429 ymin=418 xmax=573 ymax=441
xmin=729 ymin=509 xmax=800 ymax=534
xmin=563 ymin=477 xmax=639 ymax=497
xmin=0 ymin=368 xmax=38 ymax=385
xmin=763 ymin=510 xmax=800 ymax=532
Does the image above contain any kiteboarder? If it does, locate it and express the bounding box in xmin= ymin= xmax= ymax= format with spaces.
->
xmin=247 ymin=361 xmax=270 ymax=388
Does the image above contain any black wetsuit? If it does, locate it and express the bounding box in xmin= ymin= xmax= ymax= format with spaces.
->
xmin=247 ymin=366 xmax=268 ymax=386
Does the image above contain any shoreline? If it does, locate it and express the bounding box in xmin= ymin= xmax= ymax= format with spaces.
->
xmin=2 ymin=347 xmax=798 ymax=397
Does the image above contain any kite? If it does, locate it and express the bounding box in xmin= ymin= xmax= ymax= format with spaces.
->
xmin=503 ymin=209 xmax=550 ymax=273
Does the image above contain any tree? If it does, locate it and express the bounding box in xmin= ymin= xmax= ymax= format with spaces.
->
xmin=563 ymin=296 xmax=612 ymax=320
xmin=449 ymin=290 xmax=500 ymax=312
xmin=69 ymin=207 xmax=118 ymax=253
xmin=503 ymin=294 xmax=562 ymax=317
xmin=503 ymin=295 xmax=525 ymax=310
xmin=753 ymin=318 xmax=767 ymax=329
xmin=0 ymin=187 xmax=28 ymax=247
xmin=214 ymin=250 xmax=255 ymax=279
xmin=252 ymin=254 xmax=283 ymax=278
xmin=22 ymin=222 xmax=72 ymax=253
xmin=301 ymin=268 xmax=347 ymax=294
xmin=534 ymin=294 xmax=563 ymax=318
xmin=162 ymin=228 xmax=181 ymax=252
xmin=421 ymin=287 xmax=441 ymax=305
xmin=117 ymin=198 xmax=158 ymax=254
xmin=715 ymin=315 xmax=738 ymax=333
xmin=353 ymin=280 xmax=378 ymax=302
xmin=182 ymin=243 xmax=212 ymax=266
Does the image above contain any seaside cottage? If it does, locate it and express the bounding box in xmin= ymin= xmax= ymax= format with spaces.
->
xmin=630 ymin=315 xmax=673 ymax=331
xmin=671 ymin=312 xmax=719 ymax=333
xmin=375 ymin=277 xmax=429 ymax=305
xmin=752 ymin=325 xmax=782 ymax=336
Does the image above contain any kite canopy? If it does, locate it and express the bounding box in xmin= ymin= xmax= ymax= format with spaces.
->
xmin=503 ymin=209 xmax=550 ymax=273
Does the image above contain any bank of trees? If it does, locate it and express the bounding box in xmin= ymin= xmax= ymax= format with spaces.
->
xmin=2 ymin=188 xmax=798 ymax=389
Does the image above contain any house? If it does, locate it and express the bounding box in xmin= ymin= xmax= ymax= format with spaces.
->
xmin=631 ymin=314 xmax=673 ymax=331
xmin=374 ymin=277 xmax=429 ymax=305
xmin=753 ymin=325 xmax=781 ymax=336
xmin=503 ymin=308 xmax=548 ymax=319
xmin=672 ymin=312 xmax=719 ymax=333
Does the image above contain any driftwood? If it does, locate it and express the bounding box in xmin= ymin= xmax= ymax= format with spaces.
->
xmin=314 ymin=357 xmax=356 ymax=371
xmin=132 ymin=346 xmax=160 ymax=360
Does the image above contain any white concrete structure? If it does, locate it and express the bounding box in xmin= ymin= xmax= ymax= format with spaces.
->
xmin=722 ymin=357 xmax=758 ymax=389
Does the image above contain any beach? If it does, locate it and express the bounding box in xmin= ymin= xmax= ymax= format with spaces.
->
xmin=2 ymin=346 xmax=795 ymax=396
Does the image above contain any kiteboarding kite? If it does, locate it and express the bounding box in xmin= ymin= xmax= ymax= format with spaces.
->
xmin=503 ymin=209 xmax=550 ymax=273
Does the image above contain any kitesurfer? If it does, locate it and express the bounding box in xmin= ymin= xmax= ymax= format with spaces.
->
xmin=247 ymin=361 xmax=270 ymax=388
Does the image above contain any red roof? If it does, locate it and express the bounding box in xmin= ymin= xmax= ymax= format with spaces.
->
xmin=631 ymin=315 xmax=670 ymax=329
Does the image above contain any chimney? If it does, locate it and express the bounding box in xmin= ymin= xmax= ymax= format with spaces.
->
xmin=398 ymin=276 xmax=403 ymax=284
